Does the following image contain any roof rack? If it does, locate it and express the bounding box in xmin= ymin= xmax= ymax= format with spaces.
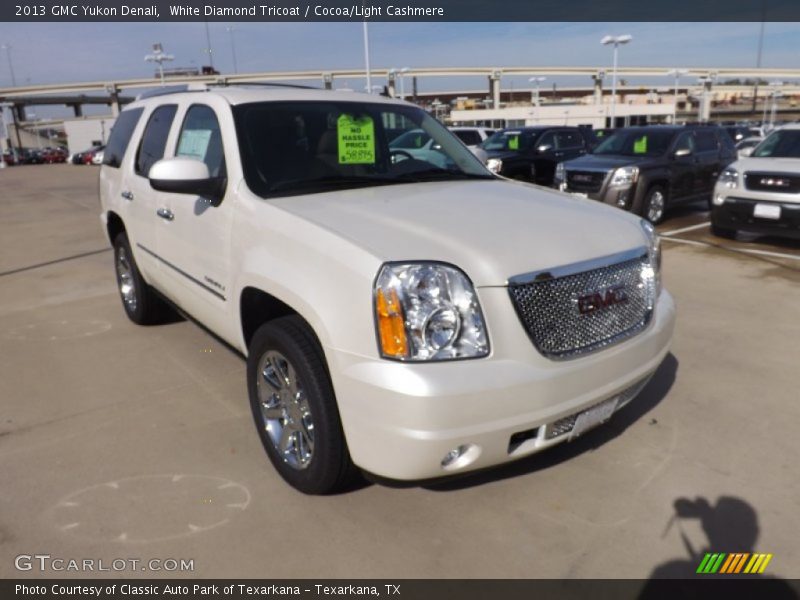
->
xmin=135 ymin=84 xmax=208 ymax=101
xmin=214 ymin=81 xmax=320 ymax=90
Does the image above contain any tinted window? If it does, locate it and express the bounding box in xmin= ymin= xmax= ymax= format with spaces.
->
xmin=695 ymin=130 xmax=718 ymax=152
xmin=103 ymin=109 xmax=144 ymax=168
xmin=555 ymin=130 xmax=583 ymax=149
xmin=135 ymin=104 xmax=177 ymax=177
xmin=752 ymin=130 xmax=800 ymax=158
xmin=453 ymin=130 xmax=482 ymax=146
xmin=390 ymin=130 xmax=431 ymax=149
xmin=673 ymin=132 xmax=695 ymax=153
xmin=175 ymin=105 xmax=226 ymax=178
xmin=593 ymin=130 xmax=675 ymax=156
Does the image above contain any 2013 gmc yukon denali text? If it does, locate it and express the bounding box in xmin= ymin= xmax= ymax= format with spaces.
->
xmin=99 ymin=86 xmax=675 ymax=494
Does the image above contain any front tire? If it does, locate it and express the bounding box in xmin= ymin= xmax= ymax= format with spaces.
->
xmin=642 ymin=185 xmax=667 ymax=224
xmin=247 ymin=316 xmax=357 ymax=495
xmin=112 ymin=232 xmax=168 ymax=325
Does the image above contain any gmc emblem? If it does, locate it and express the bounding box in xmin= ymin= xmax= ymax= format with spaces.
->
xmin=759 ymin=177 xmax=790 ymax=187
xmin=577 ymin=283 xmax=628 ymax=315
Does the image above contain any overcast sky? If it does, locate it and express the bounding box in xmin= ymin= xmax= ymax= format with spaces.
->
xmin=0 ymin=20 xmax=798 ymax=118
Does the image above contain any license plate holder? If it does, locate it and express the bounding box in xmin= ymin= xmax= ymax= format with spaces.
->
xmin=569 ymin=397 xmax=619 ymax=440
xmin=754 ymin=203 xmax=781 ymax=220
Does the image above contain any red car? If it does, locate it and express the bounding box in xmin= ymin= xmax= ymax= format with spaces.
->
xmin=41 ymin=148 xmax=67 ymax=163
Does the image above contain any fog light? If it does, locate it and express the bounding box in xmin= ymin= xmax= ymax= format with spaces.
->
xmin=440 ymin=443 xmax=480 ymax=471
xmin=713 ymin=194 xmax=726 ymax=206
xmin=616 ymin=191 xmax=629 ymax=208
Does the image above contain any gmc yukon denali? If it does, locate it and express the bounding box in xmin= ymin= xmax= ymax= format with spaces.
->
xmin=99 ymin=85 xmax=676 ymax=494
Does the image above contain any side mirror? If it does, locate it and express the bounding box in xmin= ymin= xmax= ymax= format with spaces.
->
xmin=537 ymin=144 xmax=553 ymax=154
xmin=149 ymin=157 xmax=226 ymax=205
xmin=738 ymin=147 xmax=754 ymax=158
xmin=673 ymin=148 xmax=692 ymax=158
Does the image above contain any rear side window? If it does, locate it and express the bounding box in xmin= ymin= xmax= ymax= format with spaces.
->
xmin=555 ymin=130 xmax=583 ymax=149
xmin=135 ymin=104 xmax=177 ymax=177
xmin=695 ymin=130 xmax=718 ymax=153
xmin=103 ymin=108 xmax=143 ymax=168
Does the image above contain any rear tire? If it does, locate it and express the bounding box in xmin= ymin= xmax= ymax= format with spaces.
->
xmin=247 ymin=316 xmax=358 ymax=495
xmin=711 ymin=223 xmax=736 ymax=239
xmin=112 ymin=232 xmax=169 ymax=325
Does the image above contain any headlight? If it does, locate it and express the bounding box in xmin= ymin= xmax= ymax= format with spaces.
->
xmin=555 ymin=162 xmax=566 ymax=183
xmin=374 ymin=263 xmax=489 ymax=361
xmin=486 ymin=158 xmax=503 ymax=174
xmin=718 ymin=167 xmax=739 ymax=188
xmin=640 ymin=220 xmax=662 ymax=301
xmin=610 ymin=166 xmax=639 ymax=187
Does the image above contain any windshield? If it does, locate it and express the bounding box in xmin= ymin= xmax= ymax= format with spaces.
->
xmin=592 ymin=130 xmax=675 ymax=157
xmin=233 ymin=101 xmax=492 ymax=198
xmin=751 ymin=130 xmax=800 ymax=158
xmin=480 ymin=130 xmax=536 ymax=152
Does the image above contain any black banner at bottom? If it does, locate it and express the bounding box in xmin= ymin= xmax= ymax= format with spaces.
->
xmin=5 ymin=579 xmax=800 ymax=600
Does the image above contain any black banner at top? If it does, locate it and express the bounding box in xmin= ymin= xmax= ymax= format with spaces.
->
xmin=1 ymin=0 xmax=799 ymax=22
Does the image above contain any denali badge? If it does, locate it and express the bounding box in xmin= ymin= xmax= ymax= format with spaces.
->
xmin=577 ymin=283 xmax=628 ymax=315
xmin=759 ymin=177 xmax=790 ymax=187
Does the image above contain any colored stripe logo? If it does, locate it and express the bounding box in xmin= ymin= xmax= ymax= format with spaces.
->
xmin=696 ymin=552 xmax=773 ymax=574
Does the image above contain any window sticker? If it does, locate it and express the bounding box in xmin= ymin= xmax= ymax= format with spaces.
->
xmin=508 ymin=135 xmax=520 ymax=150
xmin=633 ymin=136 xmax=648 ymax=154
xmin=177 ymin=129 xmax=212 ymax=161
xmin=337 ymin=114 xmax=375 ymax=164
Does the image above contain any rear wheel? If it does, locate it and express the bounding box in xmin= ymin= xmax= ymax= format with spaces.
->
xmin=642 ymin=185 xmax=667 ymax=224
xmin=247 ymin=316 xmax=357 ymax=495
xmin=112 ymin=232 xmax=169 ymax=324
xmin=711 ymin=223 xmax=737 ymax=239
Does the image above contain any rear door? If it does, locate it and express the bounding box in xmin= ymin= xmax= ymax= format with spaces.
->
xmin=555 ymin=129 xmax=588 ymax=162
xmin=669 ymin=131 xmax=696 ymax=202
xmin=124 ymin=103 xmax=178 ymax=289
xmin=693 ymin=129 xmax=721 ymax=198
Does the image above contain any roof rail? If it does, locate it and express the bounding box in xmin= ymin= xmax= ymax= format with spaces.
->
xmin=214 ymin=81 xmax=320 ymax=90
xmin=135 ymin=84 xmax=208 ymax=101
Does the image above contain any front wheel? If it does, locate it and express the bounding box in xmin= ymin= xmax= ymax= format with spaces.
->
xmin=642 ymin=185 xmax=667 ymax=224
xmin=247 ymin=316 xmax=357 ymax=495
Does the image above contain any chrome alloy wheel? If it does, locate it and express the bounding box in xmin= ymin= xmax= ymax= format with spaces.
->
xmin=647 ymin=190 xmax=665 ymax=223
xmin=116 ymin=246 xmax=138 ymax=312
xmin=256 ymin=350 xmax=315 ymax=470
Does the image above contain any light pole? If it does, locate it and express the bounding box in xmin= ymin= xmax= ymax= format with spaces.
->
xmin=601 ymin=34 xmax=632 ymax=128
xmin=666 ymin=68 xmax=688 ymax=123
xmin=398 ymin=67 xmax=409 ymax=100
xmin=145 ymin=43 xmax=175 ymax=85
xmin=226 ymin=26 xmax=238 ymax=74
xmin=528 ymin=76 xmax=546 ymax=107
xmin=204 ymin=21 xmax=214 ymax=69
xmin=362 ymin=21 xmax=372 ymax=93
xmin=1 ymin=44 xmax=17 ymax=87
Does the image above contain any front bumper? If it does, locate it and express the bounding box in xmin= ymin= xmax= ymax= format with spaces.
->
xmin=712 ymin=191 xmax=800 ymax=239
xmin=327 ymin=290 xmax=676 ymax=481
xmin=559 ymin=175 xmax=635 ymax=210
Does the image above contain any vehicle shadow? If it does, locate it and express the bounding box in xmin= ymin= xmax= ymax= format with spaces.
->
xmin=416 ymin=352 xmax=678 ymax=492
xmin=638 ymin=495 xmax=798 ymax=599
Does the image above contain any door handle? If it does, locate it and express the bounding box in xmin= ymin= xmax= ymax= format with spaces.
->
xmin=120 ymin=190 xmax=134 ymax=201
xmin=156 ymin=208 xmax=174 ymax=221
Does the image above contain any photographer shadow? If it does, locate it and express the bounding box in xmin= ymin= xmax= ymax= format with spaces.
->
xmin=638 ymin=496 xmax=798 ymax=599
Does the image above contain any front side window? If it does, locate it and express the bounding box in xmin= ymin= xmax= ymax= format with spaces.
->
xmin=593 ymin=130 xmax=676 ymax=156
xmin=135 ymin=104 xmax=177 ymax=177
xmin=175 ymin=104 xmax=226 ymax=178
xmin=752 ymin=130 xmax=800 ymax=158
xmin=481 ymin=130 xmax=535 ymax=152
xmin=695 ymin=131 xmax=718 ymax=153
xmin=103 ymin=108 xmax=143 ymax=168
xmin=234 ymin=101 xmax=492 ymax=198
xmin=555 ymin=130 xmax=582 ymax=149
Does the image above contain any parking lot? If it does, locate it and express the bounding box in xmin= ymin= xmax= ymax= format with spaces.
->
xmin=1 ymin=164 xmax=798 ymax=580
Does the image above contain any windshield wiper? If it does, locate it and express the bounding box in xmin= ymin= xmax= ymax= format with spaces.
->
xmin=392 ymin=168 xmax=495 ymax=182
xmin=268 ymin=175 xmax=386 ymax=193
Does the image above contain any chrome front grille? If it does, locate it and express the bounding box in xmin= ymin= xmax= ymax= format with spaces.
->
xmin=744 ymin=172 xmax=800 ymax=194
xmin=566 ymin=170 xmax=607 ymax=193
xmin=508 ymin=248 xmax=655 ymax=360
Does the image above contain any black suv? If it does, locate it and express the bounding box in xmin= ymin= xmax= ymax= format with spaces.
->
xmin=480 ymin=126 xmax=596 ymax=186
xmin=555 ymin=126 xmax=736 ymax=223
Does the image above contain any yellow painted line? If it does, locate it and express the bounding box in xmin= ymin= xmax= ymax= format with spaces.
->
xmin=744 ymin=554 xmax=759 ymax=574
xmin=758 ymin=554 xmax=774 ymax=573
xmin=748 ymin=554 xmax=765 ymax=573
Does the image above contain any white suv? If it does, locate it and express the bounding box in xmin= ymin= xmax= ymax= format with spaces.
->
xmin=100 ymin=85 xmax=675 ymax=494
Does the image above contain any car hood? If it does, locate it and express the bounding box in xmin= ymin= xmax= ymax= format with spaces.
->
xmin=729 ymin=156 xmax=800 ymax=172
xmin=269 ymin=180 xmax=647 ymax=287
xmin=564 ymin=154 xmax=659 ymax=171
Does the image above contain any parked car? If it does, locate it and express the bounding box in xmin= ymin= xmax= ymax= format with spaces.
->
xmin=1 ymin=149 xmax=20 ymax=166
xmin=555 ymin=125 xmax=737 ymax=223
xmin=83 ymin=146 xmax=104 ymax=165
xmin=91 ymin=148 xmax=105 ymax=165
xmin=735 ymin=136 xmax=763 ymax=159
xmin=711 ymin=124 xmax=800 ymax=240
xmin=19 ymin=149 xmax=44 ymax=164
xmin=99 ymin=86 xmax=674 ymax=494
xmin=723 ymin=125 xmax=752 ymax=144
xmin=41 ymin=147 xmax=67 ymax=163
xmin=480 ymin=126 xmax=596 ymax=185
xmin=449 ymin=127 xmax=495 ymax=168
